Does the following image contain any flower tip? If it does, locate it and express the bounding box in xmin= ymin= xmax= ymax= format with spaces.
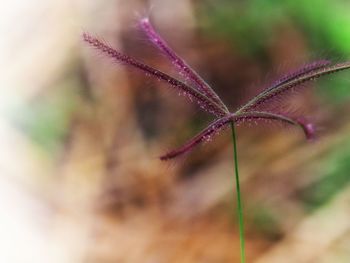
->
xmin=139 ymin=17 xmax=150 ymax=26
xmin=82 ymin=31 xmax=88 ymax=40
xmin=82 ymin=31 xmax=93 ymax=43
xmin=297 ymin=118 xmax=316 ymax=141
xmin=304 ymin=123 xmax=316 ymax=141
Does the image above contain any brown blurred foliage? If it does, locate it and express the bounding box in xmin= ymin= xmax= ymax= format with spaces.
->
xmin=2 ymin=0 xmax=350 ymax=262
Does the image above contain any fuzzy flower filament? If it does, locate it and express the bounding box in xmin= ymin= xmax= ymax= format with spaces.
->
xmin=139 ymin=18 xmax=229 ymax=113
xmin=82 ymin=32 xmax=226 ymax=117
xmin=239 ymin=61 xmax=350 ymax=113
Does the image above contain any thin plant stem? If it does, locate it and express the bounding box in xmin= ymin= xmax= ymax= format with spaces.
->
xmin=230 ymin=122 xmax=246 ymax=263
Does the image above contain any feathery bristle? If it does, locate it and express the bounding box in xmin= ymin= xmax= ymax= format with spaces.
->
xmin=82 ymin=32 xmax=226 ymax=117
xmin=270 ymin=60 xmax=331 ymax=91
xmin=236 ymin=111 xmax=316 ymax=139
xmin=139 ymin=18 xmax=228 ymax=112
xmin=160 ymin=115 xmax=231 ymax=160
xmin=239 ymin=61 xmax=350 ymax=112
xmin=160 ymin=111 xmax=312 ymax=160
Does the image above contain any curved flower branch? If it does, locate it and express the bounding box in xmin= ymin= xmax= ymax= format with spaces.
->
xmin=238 ymin=61 xmax=350 ymax=112
xmin=139 ymin=18 xmax=229 ymax=113
xmin=160 ymin=111 xmax=314 ymax=160
xmin=83 ymin=32 xmax=226 ymax=117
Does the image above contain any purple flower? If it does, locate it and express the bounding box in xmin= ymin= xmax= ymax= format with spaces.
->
xmin=83 ymin=18 xmax=350 ymax=160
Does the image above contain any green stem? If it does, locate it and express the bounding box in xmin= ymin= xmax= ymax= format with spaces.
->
xmin=230 ymin=122 xmax=246 ymax=263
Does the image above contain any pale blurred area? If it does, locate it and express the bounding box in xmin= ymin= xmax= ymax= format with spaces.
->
xmin=1 ymin=0 xmax=350 ymax=262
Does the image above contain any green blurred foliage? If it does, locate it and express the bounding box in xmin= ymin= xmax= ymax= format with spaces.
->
xmin=300 ymin=138 xmax=350 ymax=211
xmin=199 ymin=0 xmax=350 ymax=103
xmin=249 ymin=204 xmax=282 ymax=240
xmin=11 ymin=79 xmax=78 ymax=154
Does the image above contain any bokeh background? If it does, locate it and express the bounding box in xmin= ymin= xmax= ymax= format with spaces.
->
xmin=1 ymin=0 xmax=350 ymax=262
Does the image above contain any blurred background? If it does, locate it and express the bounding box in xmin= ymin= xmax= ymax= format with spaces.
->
xmin=1 ymin=0 xmax=350 ymax=262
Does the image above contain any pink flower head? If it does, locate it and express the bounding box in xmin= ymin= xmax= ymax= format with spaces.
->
xmin=83 ymin=18 xmax=350 ymax=160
